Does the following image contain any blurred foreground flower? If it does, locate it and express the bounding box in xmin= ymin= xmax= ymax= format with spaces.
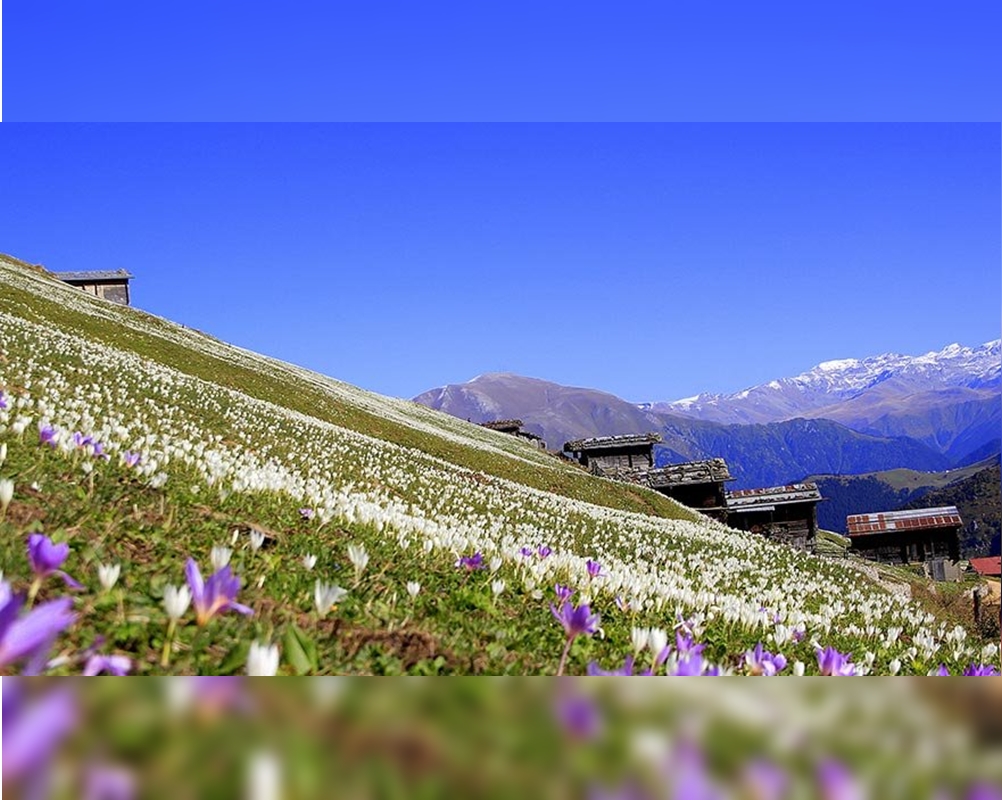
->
xmin=0 ymin=580 xmax=76 ymax=674
xmin=1 ymin=681 xmax=77 ymax=788
xmin=0 ymin=477 xmax=13 ymax=518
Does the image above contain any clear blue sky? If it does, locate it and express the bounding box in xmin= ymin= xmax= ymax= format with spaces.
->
xmin=4 ymin=1 xmax=1001 ymax=121
xmin=1 ymin=124 xmax=997 ymax=402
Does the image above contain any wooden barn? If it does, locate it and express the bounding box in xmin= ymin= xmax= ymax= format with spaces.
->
xmin=54 ymin=269 xmax=133 ymax=305
xmin=636 ymin=458 xmax=733 ymax=521
xmin=480 ymin=419 xmax=546 ymax=449
xmin=846 ymin=506 xmax=962 ymax=565
xmin=726 ymin=483 xmax=822 ymax=552
xmin=563 ymin=433 xmax=662 ymax=474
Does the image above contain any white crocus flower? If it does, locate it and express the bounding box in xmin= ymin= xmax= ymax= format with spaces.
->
xmin=249 ymin=529 xmax=266 ymax=552
xmin=793 ymin=661 xmax=805 ymax=676
xmin=314 ymin=580 xmax=348 ymax=616
xmin=98 ymin=562 xmax=121 ymax=591
xmin=211 ymin=545 xmax=233 ymax=571
xmin=0 ymin=478 xmax=13 ymax=516
xmin=631 ymin=626 xmax=650 ymax=654
xmin=489 ymin=556 xmax=503 ymax=573
xmin=246 ymin=641 xmax=280 ymax=676
xmin=406 ymin=581 xmax=421 ymax=598
xmin=648 ymin=628 xmax=669 ymax=659
xmin=163 ymin=584 xmax=192 ymax=620
xmin=491 ymin=579 xmax=506 ymax=597
xmin=302 ymin=554 xmax=318 ymax=570
xmin=347 ymin=544 xmax=369 ymax=580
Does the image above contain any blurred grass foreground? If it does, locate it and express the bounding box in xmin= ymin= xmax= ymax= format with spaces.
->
xmin=3 ymin=678 xmax=1002 ymax=799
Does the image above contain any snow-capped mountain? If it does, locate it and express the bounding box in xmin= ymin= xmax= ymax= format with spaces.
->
xmin=650 ymin=340 xmax=1000 ymax=424
xmin=646 ymin=340 xmax=1001 ymax=462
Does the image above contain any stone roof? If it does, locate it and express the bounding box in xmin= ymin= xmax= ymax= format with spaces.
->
xmin=53 ymin=269 xmax=134 ymax=282
xmin=563 ymin=433 xmax=663 ymax=452
xmin=637 ymin=458 xmax=732 ymax=488
xmin=727 ymin=483 xmax=822 ymax=511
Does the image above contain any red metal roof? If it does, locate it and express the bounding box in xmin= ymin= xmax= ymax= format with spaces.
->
xmin=846 ymin=506 xmax=963 ymax=537
xmin=969 ymin=556 xmax=1002 ymax=577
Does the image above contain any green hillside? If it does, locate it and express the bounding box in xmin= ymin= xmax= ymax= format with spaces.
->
xmin=0 ymin=254 xmax=997 ymax=677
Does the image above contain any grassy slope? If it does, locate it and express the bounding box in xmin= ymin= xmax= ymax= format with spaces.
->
xmin=1 ymin=254 xmax=995 ymax=676
xmin=0 ymin=254 xmax=695 ymax=523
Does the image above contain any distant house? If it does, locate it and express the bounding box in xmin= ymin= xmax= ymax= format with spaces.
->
xmin=563 ymin=433 xmax=662 ymax=474
xmin=54 ymin=270 xmax=133 ymax=305
xmin=969 ymin=556 xmax=1001 ymax=579
xmin=846 ymin=506 xmax=962 ymax=565
xmin=480 ymin=419 xmax=546 ymax=450
xmin=727 ymin=483 xmax=822 ymax=552
xmin=637 ymin=458 xmax=733 ymax=521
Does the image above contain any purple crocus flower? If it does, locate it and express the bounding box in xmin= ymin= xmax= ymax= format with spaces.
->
xmin=185 ymin=558 xmax=254 ymax=626
xmin=551 ymin=600 xmax=600 ymax=639
xmin=27 ymin=533 xmax=82 ymax=589
xmin=669 ymin=653 xmax=720 ymax=676
xmin=39 ymin=424 xmax=58 ymax=447
xmin=554 ymin=691 xmax=602 ymax=739
xmin=554 ymin=583 xmax=573 ymax=604
xmin=0 ymin=391 xmax=7 ymax=410
xmin=91 ymin=441 xmax=109 ymax=460
xmin=0 ymin=582 xmax=76 ymax=674
xmin=934 ymin=664 xmax=951 ymax=676
xmin=744 ymin=642 xmax=788 ymax=676
xmin=83 ymin=653 xmax=132 ymax=676
xmin=587 ymin=655 xmax=647 ymax=676
xmin=963 ymin=663 xmax=1000 ymax=676
xmin=84 ymin=765 xmax=136 ymax=800
xmin=967 ymin=783 xmax=1002 ymax=800
xmin=586 ymin=559 xmax=602 ymax=578
xmin=743 ymin=760 xmax=789 ymax=800
xmin=817 ymin=760 xmax=862 ymax=800
xmin=299 ymin=507 xmax=315 ymax=521
xmin=815 ymin=645 xmax=858 ymax=676
xmin=456 ymin=552 xmax=485 ymax=571
xmin=520 ymin=547 xmax=534 ymax=558
xmin=537 ymin=546 xmax=552 ymax=558
xmin=123 ymin=451 xmax=141 ymax=468
xmin=1 ymin=681 xmax=78 ymax=786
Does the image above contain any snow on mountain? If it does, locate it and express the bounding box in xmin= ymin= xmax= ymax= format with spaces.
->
xmin=651 ymin=340 xmax=1001 ymax=426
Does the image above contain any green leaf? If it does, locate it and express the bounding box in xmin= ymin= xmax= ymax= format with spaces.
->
xmin=283 ymin=625 xmax=318 ymax=675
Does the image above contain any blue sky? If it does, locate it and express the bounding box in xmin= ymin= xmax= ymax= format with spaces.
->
xmin=4 ymin=2 xmax=1001 ymax=121
xmin=0 ymin=124 xmax=998 ymax=401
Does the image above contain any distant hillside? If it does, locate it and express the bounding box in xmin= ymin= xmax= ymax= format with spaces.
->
xmin=810 ymin=456 xmax=1001 ymax=558
xmin=416 ymin=374 xmax=953 ymax=489
xmin=900 ymin=459 xmax=1001 ymax=558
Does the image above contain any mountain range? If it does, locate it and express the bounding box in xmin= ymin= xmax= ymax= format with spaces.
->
xmin=414 ymin=340 xmax=1001 ymax=490
xmin=648 ymin=340 xmax=1001 ymax=463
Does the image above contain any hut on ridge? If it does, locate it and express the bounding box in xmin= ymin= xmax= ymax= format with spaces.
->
xmin=726 ymin=482 xmax=822 ymax=552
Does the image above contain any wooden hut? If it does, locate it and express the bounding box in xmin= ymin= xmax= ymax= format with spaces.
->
xmin=563 ymin=433 xmax=662 ymax=474
xmin=846 ymin=506 xmax=962 ymax=565
xmin=54 ymin=270 xmax=133 ymax=305
xmin=726 ymin=483 xmax=822 ymax=552
xmin=480 ymin=419 xmax=546 ymax=449
xmin=633 ymin=458 xmax=733 ymax=520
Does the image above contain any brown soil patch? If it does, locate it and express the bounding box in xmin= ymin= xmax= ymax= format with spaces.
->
xmin=3 ymin=499 xmax=47 ymax=528
xmin=341 ymin=627 xmax=455 ymax=670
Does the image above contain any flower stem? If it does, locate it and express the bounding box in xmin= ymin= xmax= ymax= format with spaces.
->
xmin=161 ymin=619 xmax=176 ymax=668
xmin=556 ymin=635 xmax=574 ymax=676
xmin=26 ymin=577 xmax=42 ymax=610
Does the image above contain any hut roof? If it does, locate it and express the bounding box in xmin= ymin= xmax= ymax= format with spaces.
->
xmin=640 ymin=458 xmax=732 ymax=488
xmin=480 ymin=419 xmax=524 ymax=432
xmin=727 ymin=483 xmax=822 ymax=512
xmin=563 ymin=433 xmax=663 ymax=452
xmin=969 ymin=556 xmax=1002 ymax=577
xmin=54 ymin=269 xmax=134 ymax=282
xmin=846 ymin=506 xmax=962 ymax=537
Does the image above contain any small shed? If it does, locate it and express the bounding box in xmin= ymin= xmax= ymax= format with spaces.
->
xmin=563 ymin=433 xmax=662 ymax=474
xmin=636 ymin=458 xmax=733 ymax=520
xmin=726 ymin=483 xmax=822 ymax=552
xmin=480 ymin=419 xmax=546 ymax=450
xmin=846 ymin=506 xmax=962 ymax=565
xmin=54 ymin=270 xmax=133 ymax=305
